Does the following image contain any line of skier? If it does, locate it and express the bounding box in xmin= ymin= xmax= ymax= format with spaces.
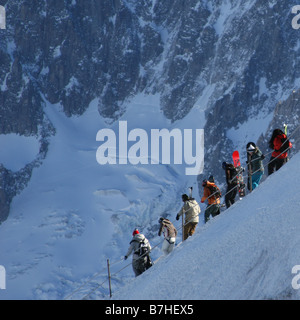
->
xmin=124 ymin=128 xmax=292 ymax=277
xmin=201 ymin=127 xmax=292 ymax=220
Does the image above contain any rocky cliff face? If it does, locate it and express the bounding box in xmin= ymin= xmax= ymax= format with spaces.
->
xmin=0 ymin=0 xmax=299 ymax=221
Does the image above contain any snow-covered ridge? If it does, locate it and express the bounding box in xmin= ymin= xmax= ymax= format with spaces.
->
xmin=0 ymin=95 xmax=298 ymax=300
xmin=113 ymin=152 xmax=300 ymax=300
xmin=0 ymin=0 xmax=300 ymax=300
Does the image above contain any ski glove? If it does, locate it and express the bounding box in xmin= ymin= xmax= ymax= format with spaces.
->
xmin=124 ymin=256 xmax=128 ymax=260
xmin=176 ymin=214 xmax=180 ymax=221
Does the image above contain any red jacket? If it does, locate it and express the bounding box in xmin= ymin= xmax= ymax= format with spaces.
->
xmin=272 ymin=134 xmax=292 ymax=159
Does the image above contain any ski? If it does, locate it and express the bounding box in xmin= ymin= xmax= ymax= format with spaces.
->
xmin=188 ymin=186 xmax=193 ymax=199
xmin=232 ymin=150 xmax=246 ymax=198
xmin=284 ymin=123 xmax=288 ymax=135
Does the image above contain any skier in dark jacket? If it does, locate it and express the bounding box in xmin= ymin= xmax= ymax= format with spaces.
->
xmin=268 ymin=129 xmax=292 ymax=175
xmin=222 ymin=162 xmax=238 ymax=208
xmin=246 ymin=142 xmax=265 ymax=191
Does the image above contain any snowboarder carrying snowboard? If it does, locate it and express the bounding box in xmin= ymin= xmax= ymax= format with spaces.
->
xmin=222 ymin=162 xmax=239 ymax=208
xmin=232 ymin=150 xmax=246 ymax=198
xmin=124 ymin=229 xmax=152 ymax=277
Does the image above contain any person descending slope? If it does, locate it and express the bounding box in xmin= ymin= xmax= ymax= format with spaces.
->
xmin=124 ymin=229 xmax=152 ymax=277
xmin=176 ymin=194 xmax=200 ymax=241
xmin=201 ymin=178 xmax=221 ymax=223
xmin=246 ymin=142 xmax=265 ymax=191
xmin=158 ymin=218 xmax=177 ymax=255
xmin=268 ymin=129 xmax=292 ymax=175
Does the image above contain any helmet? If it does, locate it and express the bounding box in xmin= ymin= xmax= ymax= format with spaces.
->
xmin=247 ymin=142 xmax=256 ymax=152
xmin=132 ymin=228 xmax=139 ymax=236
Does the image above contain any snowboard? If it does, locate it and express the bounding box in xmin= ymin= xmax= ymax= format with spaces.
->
xmin=232 ymin=150 xmax=246 ymax=198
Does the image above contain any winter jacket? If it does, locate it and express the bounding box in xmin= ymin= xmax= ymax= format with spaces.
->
xmin=271 ymin=134 xmax=292 ymax=159
xmin=125 ymin=234 xmax=151 ymax=262
xmin=177 ymin=199 xmax=200 ymax=224
xmin=224 ymin=164 xmax=238 ymax=185
xmin=158 ymin=219 xmax=178 ymax=239
xmin=201 ymin=181 xmax=221 ymax=205
xmin=248 ymin=148 xmax=264 ymax=173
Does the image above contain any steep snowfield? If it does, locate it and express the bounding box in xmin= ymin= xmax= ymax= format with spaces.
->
xmin=0 ymin=92 xmax=299 ymax=300
xmin=113 ymin=152 xmax=300 ymax=300
xmin=0 ymin=94 xmax=203 ymax=300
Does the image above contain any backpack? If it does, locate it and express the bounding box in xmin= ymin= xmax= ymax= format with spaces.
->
xmin=134 ymin=239 xmax=153 ymax=270
xmin=134 ymin=239 xmax=150 ymax=257
xmin=279 ymin=135 xmax=291 ymax=153
xmin=207 ymin=185 xmax=221 ymax=199
xmin=227 ymin=164 xmax=238 ymax=184
xmin=161 ymin=219 xmax=178 ymax=238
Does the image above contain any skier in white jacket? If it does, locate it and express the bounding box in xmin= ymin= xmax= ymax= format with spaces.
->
xmin=124 ymin=229 xmax=152 ymax=277
xmin=176 ymin=194 xmax=200 ymax=240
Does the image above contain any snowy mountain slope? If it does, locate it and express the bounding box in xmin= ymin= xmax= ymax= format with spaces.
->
xmin=112 ymin=152 xmax=300 ymax=300
xmin=0 ymin=1 xmax=300 ymax=301
xmin=0 ymin=94 xmax=203 ymax=300
xmin=0 ymin=92 xmax=298 ymax=300
xmin=1 ymin=0 xmax=300 ymax=222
